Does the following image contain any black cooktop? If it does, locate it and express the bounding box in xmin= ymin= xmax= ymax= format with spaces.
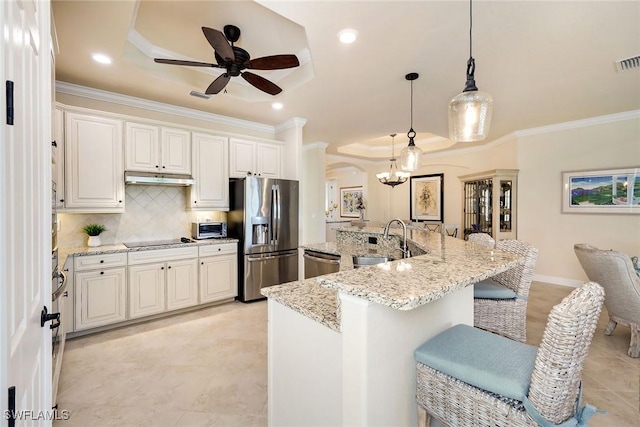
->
xmin=123 ymin=237 xmax=193 ymax=248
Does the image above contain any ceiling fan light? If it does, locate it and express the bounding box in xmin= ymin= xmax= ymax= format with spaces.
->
xmin=448 ymin=89 xmax=493 ymax=142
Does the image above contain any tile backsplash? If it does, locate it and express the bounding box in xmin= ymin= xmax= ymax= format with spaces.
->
xmin=58 ymin=185 xmax=226 ymax=248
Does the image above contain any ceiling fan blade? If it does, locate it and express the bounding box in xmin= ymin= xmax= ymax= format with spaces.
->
xmin=202 ymin=27 xmax=235 ymax=62
xmin=205 ymin=74 xmax=231 ymax=95
xmin=241 ymin=72 xmax=282 ymax=95
xmin=154 ymin=58 xmax=221 ymax=68
xmin=245 ymin=55 xmax=300 ymax=70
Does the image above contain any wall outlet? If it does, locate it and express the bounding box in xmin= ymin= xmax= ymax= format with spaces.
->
xmin=368 ymin=236 xmax=377 ymax=244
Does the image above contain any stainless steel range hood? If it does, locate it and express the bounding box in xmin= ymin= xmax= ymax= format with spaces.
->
xmin=124 ymin=171 xmax=195 ymax=186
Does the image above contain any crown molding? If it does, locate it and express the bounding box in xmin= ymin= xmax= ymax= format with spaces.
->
xmin=304 ymin=142 xmax=329 ymax=151
xmin=514 ymin=109 xmax=640 ymax=138
xmin=275 ymin=117 xmax=308 ymax=133
xmin=55 ymin=81 xmax=276 ymax=135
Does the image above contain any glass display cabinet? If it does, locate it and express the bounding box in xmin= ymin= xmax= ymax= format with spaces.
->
xmin=458 ymin=169 xmax=519 ymax=241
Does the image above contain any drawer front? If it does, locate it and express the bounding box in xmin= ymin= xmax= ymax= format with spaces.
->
xmin=128 ymin=246 xmax=198 ymax=265
xmin=74 ymin=252 xmax=127 ymax=271
xmin=199 ymin=243 xmax=237 ymax=257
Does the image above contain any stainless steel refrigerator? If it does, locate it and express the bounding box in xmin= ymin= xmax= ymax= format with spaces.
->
xmin=228 ymin=176 xmax=299 ymax=302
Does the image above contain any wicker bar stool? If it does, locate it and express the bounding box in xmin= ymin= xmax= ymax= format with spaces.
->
xmin=474 ymin=239 xmax=538 ymax=342
xmin=415 ymin=281 xmax=605 ymax=427
xmin=467 ymin=232 xmax=495 ymax=248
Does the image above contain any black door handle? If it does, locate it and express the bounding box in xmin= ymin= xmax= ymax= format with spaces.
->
xmin=40 ymin=306 xmax=61 ymax=329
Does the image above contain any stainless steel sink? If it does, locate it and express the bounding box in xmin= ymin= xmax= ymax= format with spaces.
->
xmin=352 ymin=255 xmax=394 ymax=268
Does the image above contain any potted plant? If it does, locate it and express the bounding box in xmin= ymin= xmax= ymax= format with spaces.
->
xmin=82 ymin=223 xmax=106 ymax=247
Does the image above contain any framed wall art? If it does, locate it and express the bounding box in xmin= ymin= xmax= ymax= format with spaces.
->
xmin=410 ymin=174 xmax=444 ymax=221
xmin=340 ymin=186 xmax=364 ymax=218
xmin=562 ymin=167 xmax=640 ymax=214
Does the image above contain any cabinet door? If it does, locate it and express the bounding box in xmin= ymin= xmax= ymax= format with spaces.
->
xmin=166 ymin=258 xmax=199 ymax=311
xmin=161 ymin=127 xmax=191 ymax=174
xmin=199 ymin=254 xmax=237 ymax=303
xmin=65 ymin=112 xmax=124 ymax=211
xmin=125 ymin=122 xmax=160 ymax=172
xmin=128 ymin=262 xmax=166 ymax=319
xmin=189 ymin=133 xmax=229 ymax=209
xmin=75 ymin=267 xmax=127 ymax=331
xmin=229 ymin=138 xmax=255 ymax=177
xmin=256 ymin=142 xmax=281 ymax=178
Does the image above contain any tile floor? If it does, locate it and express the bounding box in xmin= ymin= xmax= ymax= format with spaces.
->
xmin=54 ymin=282 xmax=639 ymax=426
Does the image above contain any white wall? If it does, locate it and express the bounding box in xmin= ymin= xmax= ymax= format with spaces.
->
xmin=302 ymin=143 xmax=329 ymax=245
xmin=516 ymin=113 xmax=640 ymax=285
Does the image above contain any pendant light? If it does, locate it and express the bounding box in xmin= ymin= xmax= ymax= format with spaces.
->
xmin=400 ymin=73 xmax=423 ymax=171
xmin=377 ymin=134 xmax=410 ymax=187
xmin=448 ymin=0 xmax=493 ymax=142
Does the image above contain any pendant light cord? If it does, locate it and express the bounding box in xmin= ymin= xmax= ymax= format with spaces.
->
xmin=469 ymin=0 xmax=473 ymax=58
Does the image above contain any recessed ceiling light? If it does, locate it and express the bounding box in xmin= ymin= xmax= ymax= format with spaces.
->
xmin=272 ymin=102 xmax=284 ymax=110
xmin=92 ymin=53 xmax=112 ymax=64
xmin=338 ymin=29 xmax=358 ymax=44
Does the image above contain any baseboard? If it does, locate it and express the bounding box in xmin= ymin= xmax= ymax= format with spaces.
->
xmin=533 ymin=274 xmax=583 ymax=288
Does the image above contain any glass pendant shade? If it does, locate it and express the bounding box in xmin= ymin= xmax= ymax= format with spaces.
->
xmin=448 ymin=89 xmax=493 ymax=142
xmin=400 ymin=139 xmax=422 ymax=171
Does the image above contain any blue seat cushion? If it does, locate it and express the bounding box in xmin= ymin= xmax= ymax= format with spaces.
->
xmin=474 ymin=278 xmax=517 ymax=299
xmin=414 ymin=324 xmax=538 ymax=401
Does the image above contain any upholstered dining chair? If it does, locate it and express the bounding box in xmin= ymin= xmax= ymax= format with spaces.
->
xmin=467 ymin=232 xmax=495 ymax=248
xmin=574 ymin=243 xmax=640 ymax=358
xmin=474 ymin=239 xmax=538 ymax=342
xmin=415 ymin=281 xmax=605 ymax=427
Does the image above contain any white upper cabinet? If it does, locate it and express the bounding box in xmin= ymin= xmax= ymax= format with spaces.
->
xmin=125 ymin=122 xmax=191 ymax=174
xmin=64 ymin=112 xmax=125 ymax=212
xmin=189 ymin=132 xmax=229 ymax=210
xmin=229 ymin=138 xmax=282 ymax=178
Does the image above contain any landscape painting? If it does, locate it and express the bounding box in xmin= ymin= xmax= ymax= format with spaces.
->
xmin=562 ymin=168 xmax=640 ymax=214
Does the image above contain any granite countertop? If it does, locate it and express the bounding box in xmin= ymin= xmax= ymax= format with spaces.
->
xmin=59 ymin=238 xmax=239 ymax=269
xmin=261 ymin=279 xmax=341 ymax=332
xmin=263 ymin=226 xmax=520 ymax=330
xmin=302 ymin=241 xmax=404 ymax=270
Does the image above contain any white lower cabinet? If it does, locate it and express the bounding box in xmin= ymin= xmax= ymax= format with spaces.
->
xmin=74 ymin=253 xmax=128 ymax=331
xmin=128 ymin=262 xmax=166 ymax=319
xmin=75 ymin=267 xmax=127 ymax=331
xmin=128 ymin=247 xmax=199 ymax=319
xmin=166 ymin=258 xmax=199 ymax=311
xmin=199 ymin=243 xmax=238 ymax=303
xmin=71 ymin=244 xmax=237 ymax=335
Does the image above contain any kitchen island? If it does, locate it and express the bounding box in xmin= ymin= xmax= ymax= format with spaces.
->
xmin=262 ymin=227 xmax=520 ymax=427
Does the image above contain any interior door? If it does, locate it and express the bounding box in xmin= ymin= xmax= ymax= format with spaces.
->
xmin=1 ymin=0 xmax=52 ymax=422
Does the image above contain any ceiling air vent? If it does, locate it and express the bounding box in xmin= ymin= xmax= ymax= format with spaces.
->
xmin=615 ymin=55 xmax=640 ymax=72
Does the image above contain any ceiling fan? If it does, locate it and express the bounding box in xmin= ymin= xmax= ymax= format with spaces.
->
xmin=154 ymin=25 xmax=300 ymax=96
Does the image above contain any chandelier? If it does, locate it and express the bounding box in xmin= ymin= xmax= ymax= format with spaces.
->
xmin=377 ymin=134 xmax=410 ymax=187
xmin=448 ymin=0 xmax=493 ymax=142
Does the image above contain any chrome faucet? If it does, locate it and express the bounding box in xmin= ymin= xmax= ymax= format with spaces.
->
xmin=383 ymin=218 xmax=410 ymax=258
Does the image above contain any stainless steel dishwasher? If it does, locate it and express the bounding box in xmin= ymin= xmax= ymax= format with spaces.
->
xmin=303 ymin=250 xmax=341 ymax=279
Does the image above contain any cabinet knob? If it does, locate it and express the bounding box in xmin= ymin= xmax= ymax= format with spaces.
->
xmin=194 ymin=200 xmax=197 ymax=204
xmin=218 ymin=248 xmax=221 ymax=251
xmin=100 ymin=271 xmax=104 ymax=275
xmin=201 ymin=262 xmax=204 ymax=265
xmin=100 ymin=260 xmax=104 ymax=263
xmin=155 ymin=165 xmax=159 ymax=168
xmin=59 ymin=199 xmax=64 ymax=202
xmin=168 ymin=265 xmax=172 ymax=269
xmin=162 ymin=166 xmax=166 ymax=169
xmin=119 ymin=200 xmax=122 ymax=203
xmin=161 ymin=266 xmax=164 ymax=270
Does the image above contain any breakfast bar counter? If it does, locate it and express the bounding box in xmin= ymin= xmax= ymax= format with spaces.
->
xmin=261 ymin=227 xmax=521 ymax=426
